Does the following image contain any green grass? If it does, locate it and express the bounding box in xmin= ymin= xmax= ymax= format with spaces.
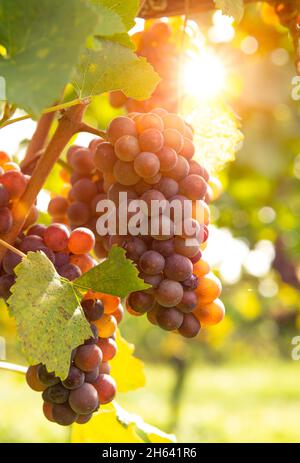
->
xmin=1 ymin=361 xmax=300 ymax=442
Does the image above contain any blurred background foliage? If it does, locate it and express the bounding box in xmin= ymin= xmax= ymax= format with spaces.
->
xmin=1 ymin=3 xmax=300 ymax=443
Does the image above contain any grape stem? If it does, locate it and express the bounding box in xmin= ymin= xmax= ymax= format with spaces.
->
xmin=0 ymin=103 xmax=88 ymax=262
xmin=78 ymin=122 xmax=107 ymax=139
xmin=0 ymin=239 xmax=26 ymax=258
xmin=0 ymin=361 xmax=27 ymax=375
xmin=0 ymin=98 xmax=90 ymax=129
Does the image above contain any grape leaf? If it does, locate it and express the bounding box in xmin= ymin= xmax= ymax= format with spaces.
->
xmin=7 ymin=252 xmax=92 ymax=380
xmin=96 ymin=0 xmax=139 ymax=30
xmin=0 ymin=0 xmax=124 ymax=116
xmin=72 ymin=39 xmax=160 ymax=100
xmin=89 ymin=1 xmax=126 ymax=37
xmin=110 ymin=330 xmax=145 ymax=392
xmin=74 ymin=246 xmax=150 ymax=297
xmin=214 ymin=0 xmax=244 ymax=23
xmin=72 ymin=402 xmax=176 ymax=443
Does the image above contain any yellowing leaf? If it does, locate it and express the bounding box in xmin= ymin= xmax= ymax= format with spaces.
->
xmin=214 ymin=0 xmax=244 ymax=23
xmin=71 ymin=402 xmax=176 ymax=443
xmin=110 ymin=330 xmax=145 ymax=392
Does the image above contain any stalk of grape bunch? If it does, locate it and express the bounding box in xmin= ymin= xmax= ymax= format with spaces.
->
xmin=49 ymin=109 xmax=225 ymax=338
xmin=0 ymin=223 xmax=121 ymax=426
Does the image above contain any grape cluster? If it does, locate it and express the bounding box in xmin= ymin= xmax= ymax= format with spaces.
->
xmin=0 ymin=151 xmax=38 ymax=236
xmin=0 ymin=223 xmax=97 ymax=299
xmin=109 ymin=20 xmax=180 ymax=113
xmin=0 ymin=223 xmax=121 ymax=425
xmin=26 ymin=290 xmax=121 ymax=426
xmin=52 ymin=109 xmax=225 ymax=338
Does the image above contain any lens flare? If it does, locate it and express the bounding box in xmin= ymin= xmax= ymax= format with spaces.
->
xmin=182 ymin=49 xmax=227 ymax=101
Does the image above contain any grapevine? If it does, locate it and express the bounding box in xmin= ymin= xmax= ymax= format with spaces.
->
xmin=0 ymin=0 xmax=298 ymax=444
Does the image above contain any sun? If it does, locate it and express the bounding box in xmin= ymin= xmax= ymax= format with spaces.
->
xmin=182 ymin=48 xmax=227 ymax=101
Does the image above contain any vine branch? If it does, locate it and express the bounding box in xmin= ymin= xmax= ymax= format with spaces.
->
xmin=0 ymin=361 xmax=27 ymax=375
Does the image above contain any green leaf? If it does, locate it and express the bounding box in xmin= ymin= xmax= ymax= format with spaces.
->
xmin=214 ymin=0 xmax=244 ymax=23
xmin=72 ymin=39 xmax=160 ymax=100
xmin=97 ymin=0 xmax=139 ymax=30
xmin=8 ymin=252 xmax=92 ymax=380
xmin=89 ymin=1 xmax=126 ymax=36
xmin=75 ymin=246 xmax=150 ymax=298
xmin=0 ymin=0 xmax=118 ymax=115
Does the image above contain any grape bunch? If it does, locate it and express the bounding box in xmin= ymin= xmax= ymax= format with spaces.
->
xmin=0 ymin=223 xmax=97 ymax=298
xmin=109 ymin=20 xmax=180 ymax=113
xmin=0 ymin=222 xmax=121 ymax=425
xmin=26 ymin=290 xmax=121 ymax=426
xmin=0 ymin=150 xmax=38 ymax=236
xmin=51 ymin=109 xmax=225 ymax=338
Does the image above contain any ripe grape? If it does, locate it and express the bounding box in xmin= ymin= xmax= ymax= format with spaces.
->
xmin=164 ymin=254 xmax=192 ymax=281
xmin=68 ymin=228 xmax=95 ymax=255
xmin=70 ymin=253 xmax=94 ymax=273
xmin=140 ymin=189 xmax=166 ymax=216
xmin=139 ymin=250 xmax=165 ymax=275
xmin=0 ymin=274 xmax=15 ymax=299
xmin=139 ymin=272 xmax=163 ymax=288
xmin=125 ymin=237 xmax=148 ymax=262
xmin=95 ymin=314 xmax=117 ymax=338
xmin=26 ymin=365 xmax=46 ymax=392
xmin=156 ymin=307 xmax=184 ymax=331
xmin=139 ymin=128 xmax=164 ymax=153
xmin=113 ymin=160 xmax=140 ymax=186
xmin=127 ymin=291 xmax=155 ymax=314
xmin=20 ymin=235 xmax=45 ymax=252
xmin=0 ymin=170 xmax=27 ymax=199
xmin=62 ymin=366 xmax=85 ymax=390
xmin=179 ymin=174 xmax=207 ymax=200
xmin=81 ymin=299 xmax=104 ymax=322
xmin=92 ymin=374 xmax=116 ymax=404
xmin=84 ymin=367 xmax=100 ymax=384
xmin=69 ymin=383 xmax=99 ymax=415
xmin=0 ymin=184 xmax=9 ymax=207
xmin=2 ymin=250 xmax=22 ymax=274
xmin=71 ymin=179 xmax=98 ymax=203
xmin=179 ymin=138 xmax=195 ymax=160
xmin=43 ymin=402 xmax=55 ymax=422
xmin=0 ymin=207 xmax=12 ymax=234
xmin=163 ymin=128 xmax=184 ymax=153
xmin=94 ymin=142 xmax=117 ymax=172
xmin=134 ymin=152 xmax=160 ymax=178
xmin=152 ymin=238 xmax=174 ymax=256
xmin=167 ymin=155 xmax=190 ymax=181
xmin=195 ymin=273 xmax=222 ymax=304
xmin=42 ymin=383 xmax=70 ymax=404
xmin=74 ymin=344 xmax=102 ymax=372
xmin=59 ymin=263 xmax=81 ymax=280
xmin=136 ymin=113 xmax=164 ymax=132
xmin=156 ymin=177 xmax=178 ymax=198
xmin=194 ymin=298 xmax=225 ymax=326
xmin=99 ymin=362 xmax=111 ymax=374
xmin=48 ymin=196 xmax=69 ymax=218
xmin=177 ymin=290 xmax=198 ymax=313
xmin=27 ymin=224 xmax=47 ymax=238
xmin=52 ymin=403 xmax=78 ymax=426
xmin=155 ymin=279 xmax=183 ymax=307
xmin=97 ymin=337 xmax=117 ymax=362
xmin=173 ymin=237 xmax=199 ymax=258
xmin=114 ymin=135 xmax=140 ymax=161
xmin=44 ymin=224 xmax=70 ymax=252
xmin=178 ymin=313 xmax=201 ymax=338
xmin=70 ymin=148 xmax=94 ymax=175
xmin=38 ymin=365 xmax=60 ymax=387
xmin=76 ymin=413 xmax=93 ymax=424
xmin=107 ymin=116 xmax=137 ymax=144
